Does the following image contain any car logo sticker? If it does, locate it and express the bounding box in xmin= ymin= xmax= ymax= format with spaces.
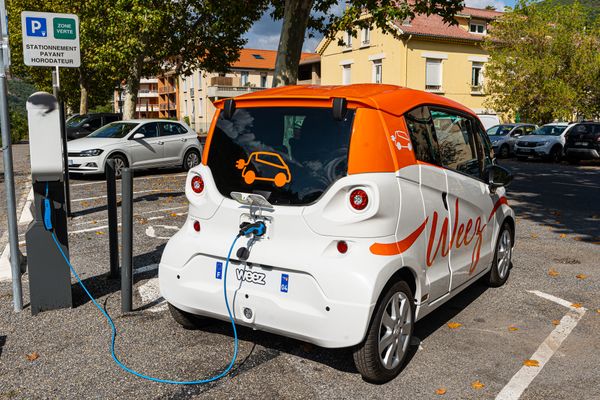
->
xmin=235 ymin=268 xmax=266 ymax=285
xmin=235 ymin=151 xmax=291 ymax=187
xmin=215 ymin=262 xmax=223 ymax=280
xmin=280 ymin=274 xmax=289 ymax=293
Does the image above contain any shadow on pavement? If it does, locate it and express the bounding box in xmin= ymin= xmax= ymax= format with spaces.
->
xmin=0 ymin=335 xmax=5 ymax=358
xmin=70 ymin=191 xmax=185 ymax=218
xmin=69 ymin=167 xmax=185 ymax=182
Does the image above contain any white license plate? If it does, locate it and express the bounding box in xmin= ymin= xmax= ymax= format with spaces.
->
xmin=574 ymin=142 xmax=588 ymax=146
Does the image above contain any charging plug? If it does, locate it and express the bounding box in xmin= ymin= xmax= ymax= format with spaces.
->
xmin=239 ymin=221 xmax=266 ymax=237
xmin=43 ymin=198 xmax=53 ymax=231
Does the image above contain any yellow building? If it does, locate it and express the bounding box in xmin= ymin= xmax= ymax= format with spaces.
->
xmin=318 ymin=6 xmax=502 ymax=115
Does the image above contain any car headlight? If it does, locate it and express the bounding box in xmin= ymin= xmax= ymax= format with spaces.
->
xmin=535 ymin=142 xmax=549 ymax=147
xmin=79 ymin=149 xmax=104 ymax=157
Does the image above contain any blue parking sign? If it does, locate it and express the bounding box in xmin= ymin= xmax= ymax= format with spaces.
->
xmin=26 ymin=17 xmax=47 ymax=37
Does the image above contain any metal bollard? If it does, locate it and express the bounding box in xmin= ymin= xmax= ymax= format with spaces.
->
xmin=121 ymin=168 xmax=133 ymax=312
xmin=106 ymin=160 xmax=119 ymax=278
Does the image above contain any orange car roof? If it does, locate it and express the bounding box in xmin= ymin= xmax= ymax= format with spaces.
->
xmin=213 ymin=84 xmax=475 ymax=117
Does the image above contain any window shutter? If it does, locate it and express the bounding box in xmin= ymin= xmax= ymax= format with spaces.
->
xmin=426 ymin=59 xmax=442 ymax=87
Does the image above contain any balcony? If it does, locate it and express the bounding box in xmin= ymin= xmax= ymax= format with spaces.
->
xmin=159 ymin=102 xmax=177 ymax=110
xmin=159 ymin=85 xmax=177 ymax=94
xmin=138 ymin=89 xmax=158 ymax=98
xmin=207 ymin=85 xmax=265 ymax=99
xmin=136 ymin=104 xmax=159 ymax=112
xmin=140 ymin=78 xmax=159 ymax=84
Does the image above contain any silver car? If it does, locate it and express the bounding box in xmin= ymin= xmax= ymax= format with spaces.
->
xmin=67 ymin=119 xmax=202 ymax=177
xmin=486 ymin=123 xmax=538 ymax=158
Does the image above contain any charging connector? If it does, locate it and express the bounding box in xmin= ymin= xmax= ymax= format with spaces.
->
xmin=239 ymin=221 xmax=266 ymax=237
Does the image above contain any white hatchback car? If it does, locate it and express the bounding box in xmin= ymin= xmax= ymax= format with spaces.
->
xmin=159 ymin=85 xmax=515 ymax=383
xmin=68 ymin=119 xmax=202 ymax=177
xmin=514 ymin=123 xmax=573 ymax=162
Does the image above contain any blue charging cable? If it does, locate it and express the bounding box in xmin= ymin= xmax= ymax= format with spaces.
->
xmin=45 ymin=183 xmax=242 ymax=384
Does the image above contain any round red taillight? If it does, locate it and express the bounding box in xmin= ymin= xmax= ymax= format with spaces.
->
xmin=349 ymin=189 xmax=368 ymax=210
xmin=193 ymin=220 xmax=201 ymax=232
xmin=191 ymin=175 xmax=204 ymax=194
xmin=337 ymin=240 xmax=348 ymax=254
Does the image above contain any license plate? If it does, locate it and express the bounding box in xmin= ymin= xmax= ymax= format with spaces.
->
xmin=519 ymin=149 xmax=532 ymax=153
xmin=574 ymin=142 xmax=588 ymax=146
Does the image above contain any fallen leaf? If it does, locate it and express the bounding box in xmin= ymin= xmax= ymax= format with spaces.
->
xmin=560 ymin=233 xmax=567 ymax=238
xmin=596 ymin=309 xmax=600 ymax=315
xmin=95 ymin=231 xmax=105 ymax=235
xmin=548 ymin=268 xmax=560 ymax=277
xmin=576 ymin=274 xmax=587 ymax=280
xmin=25 ymin=352 xmax=39 ymax=361
xmin=81 ymin=201 xmax=89 ymax=207
xmin=571 ymin=303 xmax=583 ymax=308
xmin=531 ymin=234 xmax=539 ymax=239
xmin=508 ymin=326 xmax=519 ymax=331
xmin=91 ymin=220 xmax=97 ymax=224
xmin=471 ymin=380 xmax=485 ymax=390
xmin=574 ymin=237 xmax=582 ymax=241
xmin=552 ymin=319 xmax=560 ymax=326
xmin=447 ymin=322 xmax=462 ymax=329
xmin=523 ymin=359 xmax=540 ymax=367
xmin=435 ymin=388 xmax=447 ymax=395
xmin=170 ymin=213 xmax=178 ymax=217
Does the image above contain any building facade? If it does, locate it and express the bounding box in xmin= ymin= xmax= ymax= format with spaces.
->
xmin=318 ymin=7 xmax=501 ymax=115
xmin=179 ymin=48 xmax=320 ymax=133
xmin=114 ymin=75 xmax=180 ymax=120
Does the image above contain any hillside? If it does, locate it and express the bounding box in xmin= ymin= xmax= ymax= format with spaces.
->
xmin=545 ymin=0 xmax=600 ymax=20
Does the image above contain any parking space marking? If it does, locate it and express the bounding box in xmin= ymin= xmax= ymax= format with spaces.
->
xmin=68 ymin=213 xmax=186 ymax=235
xmin=70 ymin=206 xmax=187 ymax=226
xmin=552 ymin=181 xmax=600 ymax=189
xmin=70 ymin=173 xmax=187 ymax=187
xmin=138 ymin=276 xmax=167 ymax=313
xmin=145 ymin=225 xmax=179 ymax=240
xmin=495 ymin=291 xmax=587 ymax=400
xmin=72 ymin=189 xmax=171 ymax=202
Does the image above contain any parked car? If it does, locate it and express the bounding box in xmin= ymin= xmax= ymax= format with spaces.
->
xmin=487 ymin=123 xmax=538 ymax=158
xmin=564 ymin=122 xmax=600 ymax=164
xmin=477 ymin=113 xmax=501 ymax=131
xmin=67 ymin=119 xmax=202 ymax=177
xmin=66 ymin=113 xmax=122 ymax=140
xmin=159 ymin=85 xmax=515 ymax=383
xmin=514 ymin=122 xmax=573 ymax=162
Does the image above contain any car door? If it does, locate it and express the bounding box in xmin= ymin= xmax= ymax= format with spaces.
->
xmin=159 ymin=122 xmax=189 ymax=164
xmin=405 ymin=106 xmax=451 ymax=302
xmin=507 ymin=126 xmax=524 ymax=152
xmin=429 ymin=108 xmax=495 ymax=291
xmin=127 ymin=122 xmax=165 ymax=167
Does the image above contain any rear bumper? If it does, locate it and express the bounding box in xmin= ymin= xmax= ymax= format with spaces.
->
xmin=515 ymin=146 xmax=549 ymax=157
xmin=565 ymin=148 xmax=600 ymax=159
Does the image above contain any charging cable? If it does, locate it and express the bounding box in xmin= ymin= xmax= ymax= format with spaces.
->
xmin=46 ymin=183 xmax=245 ymax=384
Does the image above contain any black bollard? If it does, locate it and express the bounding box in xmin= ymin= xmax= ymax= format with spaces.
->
xmin=121 ymin=168 xmax=133 ymax=312
xmin=106 ymin=159 xmax=119 ymax=278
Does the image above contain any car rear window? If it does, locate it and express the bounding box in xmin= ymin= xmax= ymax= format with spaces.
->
xmin=207 ymin=106 xmax=355 ymax=205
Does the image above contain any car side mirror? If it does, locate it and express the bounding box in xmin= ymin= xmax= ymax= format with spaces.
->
xmin=485 ymin=164 xmax=513 ymax=192
xmin=132 ymin=133 xmax=145 ymax=140
xmin=82 ymin=123 xmax=90 ymax=129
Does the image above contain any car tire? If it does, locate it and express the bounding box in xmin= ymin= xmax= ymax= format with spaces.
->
xmin=548 ymin=145 xmax=562 ymax=163
xmin=353 ymin=280 xmax=414 ymax=384
xmin=499 ymin=144 xmax=510 ymax=158
xmin=108 ymin=154 xmax=128 ymax=178
xmin=485 ymin=222 xmax=513 ymax=287
xmin=182 ymin=149 xmax=201 ymax=171
xmin=168 ymin=303 xmax=210 ymax=330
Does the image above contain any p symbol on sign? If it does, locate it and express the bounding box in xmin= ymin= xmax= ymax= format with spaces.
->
xmin=26 ymin=17 xmax=47 ymax=37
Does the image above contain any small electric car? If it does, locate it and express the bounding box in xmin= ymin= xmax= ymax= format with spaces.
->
xmin=159 ymin=85 xmax=515 ymax=383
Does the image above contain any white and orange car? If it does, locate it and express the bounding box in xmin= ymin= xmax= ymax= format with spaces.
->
xmin=159 ymin=84 xmax=515 ymax=383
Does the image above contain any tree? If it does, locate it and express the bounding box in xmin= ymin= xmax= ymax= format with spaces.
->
xmin=484 ymin=1 xmax=600 ymax=123
xmin=269 ymin=0 xmax=465 ymax=87
xmin=104 ymin=0 xmax=267 ymax=119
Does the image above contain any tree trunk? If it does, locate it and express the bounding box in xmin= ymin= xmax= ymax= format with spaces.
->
xmin=78 ymin=70 xmax=89 ymax=115
xmin=123 ymin=57 xmax=143 ymax=120
xmin=272 ymin=0 xmax=314 ymax=87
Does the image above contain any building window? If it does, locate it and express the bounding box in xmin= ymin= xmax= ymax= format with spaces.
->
xmin=241 ymin=71 xmax=249 ymax=86
xmin=260 ymin=72 xmax=267 ymax=88
xmin=471 ymin=62 xmax=484 ymax=92
xmin=373 ymin=60 xmax=382 ymax=83
xmin=343 ymin=31 xmax=352 ymax=49
xmin=189 ymin=75 xmax=194 ymax=89
xmin=342 ymin=65 xmax=351 ymax=85
xmin=198 ymin=98 xmax=203 ymax=117
xmin=361 ymin=27 xmax=370 ymax=46
xmin=182 ymin=77 xmax=187 ymax=92
xmin=183 ymin=99 xmax=188 ymax=116
xmin=469 ymin=22 xmax=486 ymax=34
xmin=425 ymin=58 xmax=442 ymax=92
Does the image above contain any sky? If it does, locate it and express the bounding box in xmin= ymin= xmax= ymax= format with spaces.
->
xmin=243 ymin=0 xmax=517 ymax=53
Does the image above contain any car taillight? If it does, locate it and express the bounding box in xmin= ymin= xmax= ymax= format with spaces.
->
xmin=349 ymin=189 xmax=368 ymax=210
xmin=193 ymin=220 xmax=201 ymax=232
xmin=337 ymin=240 xmax=348 ymax=254
xmin=191 ymin=175 xmax=204 ymax=194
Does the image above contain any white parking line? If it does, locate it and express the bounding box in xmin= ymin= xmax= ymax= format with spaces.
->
xmin=72 ymin=189 xmax=164 ymax=202
xmin=552 ymin=181 xmax=600 ymax=189
xmin=495 ymin=291 xmax=587 ymax=400
xmin=70 ymin=173 xmax=187 ymax=187
xmin=71 ymin=206 xmax=188 ymax=227
xmin=68 ymin=212 xmax=187 ymax=235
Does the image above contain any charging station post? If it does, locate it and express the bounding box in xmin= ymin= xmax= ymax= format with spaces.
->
xmin=51 ymin=68 xmax=72 ymax=218
xmin=106 ymin=159 xmax=119 ymax=278
xmin=121 ymin=168 xmax=133 ymax=312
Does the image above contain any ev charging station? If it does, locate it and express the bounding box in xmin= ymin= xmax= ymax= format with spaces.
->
xmin=25 ymin=92 xmax=72 ymax=314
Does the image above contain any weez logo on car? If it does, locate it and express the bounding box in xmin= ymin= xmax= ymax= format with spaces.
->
xmin=236 ymin=269 xmax=266 ymax=285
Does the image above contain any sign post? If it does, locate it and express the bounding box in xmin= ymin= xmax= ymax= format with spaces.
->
xmin=21 ymin=11 xmax=80 ymax=217
xmin=0 ymin=2 xmax=23 ymax=312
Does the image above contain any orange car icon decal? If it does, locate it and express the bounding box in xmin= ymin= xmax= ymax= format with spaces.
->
xmin=235 ymin=151 xmax=292 ymax=188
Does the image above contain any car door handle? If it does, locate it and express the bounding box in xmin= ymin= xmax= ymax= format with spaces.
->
xmin=157 ymin=141 xmax=164 ymax=145
xmin=442 ymin=192 xmax=448 ymax=210
xmin=180 ymin=138 xmax=187 ymax=142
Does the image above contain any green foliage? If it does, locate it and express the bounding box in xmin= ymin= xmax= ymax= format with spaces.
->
xmin=484 ymin=1 xmax=600 ymax=123
xmin=1 ymin=78 xmax=36 ymax=145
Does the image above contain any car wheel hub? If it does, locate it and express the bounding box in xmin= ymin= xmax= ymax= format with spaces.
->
xmin=378 ymin=292 xmax=412 ymax=370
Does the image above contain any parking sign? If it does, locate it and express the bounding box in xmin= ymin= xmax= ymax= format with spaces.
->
xmin=21 ymin=11 xmax=80 ymax=67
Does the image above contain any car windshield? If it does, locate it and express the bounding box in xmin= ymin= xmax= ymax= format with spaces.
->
xmin=88 ymin=122 xmax=138 ymax=139
xmin=207 ymin=106 xmax=355 ymax=205
xmin=487 ymin=125 xmax=514 ymax=136
xmin=66 ymin=115 xmax=88 ymax=128
xmin=532 ymin=125 xmax=567 ymax=136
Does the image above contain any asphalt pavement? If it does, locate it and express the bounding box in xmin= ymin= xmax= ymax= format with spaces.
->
xmin=0 ymin=158 xmax=599 ymax=399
